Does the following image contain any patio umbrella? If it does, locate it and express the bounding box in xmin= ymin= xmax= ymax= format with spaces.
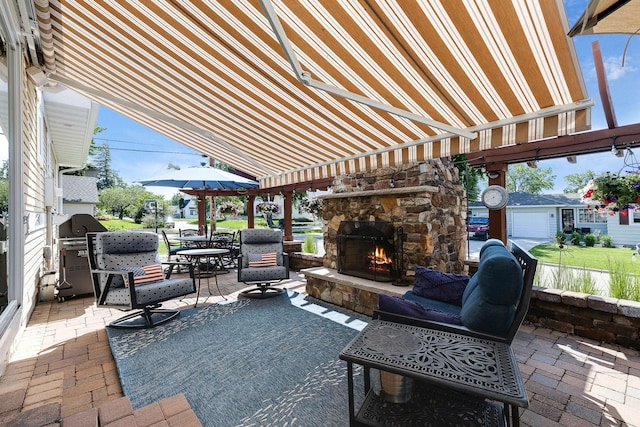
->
xmin=138 ymin=165 xmax=258 ymax=233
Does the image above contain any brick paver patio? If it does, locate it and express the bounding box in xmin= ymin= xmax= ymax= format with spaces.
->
xmin=0 ymin=269 xmax=639 ymax=426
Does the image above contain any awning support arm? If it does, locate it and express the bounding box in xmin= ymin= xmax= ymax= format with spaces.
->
xmin=50 ymin=75 xmax=278 ymax=177
xmin=258 ymin=0 xmax=477 ymax=140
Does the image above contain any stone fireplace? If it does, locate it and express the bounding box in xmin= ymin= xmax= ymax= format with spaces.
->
xmin=321 ymin=159 xmax=467 ymax=282
xmin=303 ymin=159 xmax=467 ymax=314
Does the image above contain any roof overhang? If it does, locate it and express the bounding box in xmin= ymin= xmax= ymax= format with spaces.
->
xmin=43 ymin=87 xmax=99 ymax=168
xmin=33 ymin=0 xmax=591 ymax=188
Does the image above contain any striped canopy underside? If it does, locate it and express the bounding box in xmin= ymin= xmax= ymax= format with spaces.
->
xmin=35 ymin=0 xmax=590 ymax=189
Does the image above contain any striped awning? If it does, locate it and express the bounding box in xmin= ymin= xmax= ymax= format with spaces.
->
xmin=34 ymin=0 xmax=591 ymax=188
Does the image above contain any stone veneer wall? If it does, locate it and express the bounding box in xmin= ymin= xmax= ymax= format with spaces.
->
xmin=320 ymin=160 xmax=467 ymax=282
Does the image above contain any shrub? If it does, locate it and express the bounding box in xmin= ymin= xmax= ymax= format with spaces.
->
xmin=570 ymin=231 xmax=581 ymax=245
xmin=608 ymin=259 xmax=640 ymax=301
xmin=600 ymin=234 xmax=614 ymax=248
xmin=302 ymin=235 xmax=317 ymax=254
xmin=584 ymin=233 xmax=596 ymax=247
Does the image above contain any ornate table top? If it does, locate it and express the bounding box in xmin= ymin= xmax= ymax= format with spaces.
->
xmin=340 ymin=319 xmax=528 ymax=407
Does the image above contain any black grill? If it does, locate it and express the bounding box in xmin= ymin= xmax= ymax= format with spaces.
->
xmin=57 ymin=214 xmax=107 ymax=301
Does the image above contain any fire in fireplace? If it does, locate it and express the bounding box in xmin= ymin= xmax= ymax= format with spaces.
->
xmin=337 ymin=221 xmax=403 ymax=282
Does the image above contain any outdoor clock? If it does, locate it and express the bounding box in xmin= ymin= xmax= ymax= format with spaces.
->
xmin=481 ymin=185 xmax=509 ymax=210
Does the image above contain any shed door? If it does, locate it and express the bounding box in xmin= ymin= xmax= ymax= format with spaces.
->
xmin=512 ymin=212 xmax=548 ymax=238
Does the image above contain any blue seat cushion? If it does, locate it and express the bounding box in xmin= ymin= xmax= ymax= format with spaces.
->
xmin=379 ymin=294 xmax=462 ymax=325
xmin=403 ymin=291 xmax=461 ymax=316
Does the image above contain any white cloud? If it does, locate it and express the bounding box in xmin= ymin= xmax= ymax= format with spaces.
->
xmin=604 ymin=55 xmax=636 ymax=80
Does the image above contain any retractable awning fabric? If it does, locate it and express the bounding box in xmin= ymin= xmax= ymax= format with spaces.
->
xmin=35 ymin=0 xmax=591 ymax=188
xmin=568 ymin=0 xmax=640 ymax=36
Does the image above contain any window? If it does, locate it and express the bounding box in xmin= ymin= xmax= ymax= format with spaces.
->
xmin=577 ymin=208 xmax=607 ymax=224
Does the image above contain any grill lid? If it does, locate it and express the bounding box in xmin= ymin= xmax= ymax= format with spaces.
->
xmin=58 ymin=214 xmax=107 ymax=238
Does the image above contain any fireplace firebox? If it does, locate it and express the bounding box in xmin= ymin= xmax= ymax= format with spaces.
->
xmin=337 ymin=221 xmax=403 ymax=282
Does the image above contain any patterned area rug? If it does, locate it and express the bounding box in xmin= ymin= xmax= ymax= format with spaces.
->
xmin=106 ymin=291 xmax=367 ymax=426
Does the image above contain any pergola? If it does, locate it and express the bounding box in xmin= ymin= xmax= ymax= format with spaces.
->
xmin=28 ymin=0 xmax=607 ymax=240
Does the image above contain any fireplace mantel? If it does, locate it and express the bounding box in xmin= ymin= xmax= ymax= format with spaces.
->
xmin=321 ymin=185 xmax=439 ymax=199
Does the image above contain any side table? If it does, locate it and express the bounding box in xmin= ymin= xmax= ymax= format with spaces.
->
xmin=339 ymin=319 xmax=528 ymax=427
xmin=177 ymin=248 xmax=229 ymax=306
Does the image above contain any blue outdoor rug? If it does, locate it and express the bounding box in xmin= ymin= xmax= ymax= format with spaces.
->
xmin=106 ymin=291 xmax=368 ymax=426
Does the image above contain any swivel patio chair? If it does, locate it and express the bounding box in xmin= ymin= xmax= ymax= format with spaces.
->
xmin=87 ymin=231 xmax=196 ymax=328
xmin=237 ymin=228 xmax=289 ymax=298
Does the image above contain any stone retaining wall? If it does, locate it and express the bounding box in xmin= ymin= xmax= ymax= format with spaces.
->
xmin=527 ymin=287 xmax=640 ymax=350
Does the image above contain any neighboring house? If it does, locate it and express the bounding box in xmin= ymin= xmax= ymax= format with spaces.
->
xmin=62 ymin=175 xmax=99 ymax=216
xmin=468 ymin=192 xmax=608 ymax=239
xmin=602 ymin=210 xmax=640 ymax=246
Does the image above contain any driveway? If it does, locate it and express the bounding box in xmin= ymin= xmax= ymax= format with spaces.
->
xmin=465 ymin=236 xmax=551 ymax=260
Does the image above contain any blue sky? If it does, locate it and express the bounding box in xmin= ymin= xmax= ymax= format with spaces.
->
xmin=95 ymin=0 xmax=640 ymax=198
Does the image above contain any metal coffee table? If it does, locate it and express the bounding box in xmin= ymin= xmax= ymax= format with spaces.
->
xmin=339 ymin=319 xmax=528 ymax=426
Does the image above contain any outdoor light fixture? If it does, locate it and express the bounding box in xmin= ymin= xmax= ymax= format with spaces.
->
xmin=567 ymin=156 xmax=577 ymax=163
xmin=611 ymin=144 xmax=624 ymax=157
xmin=487 ymin=171 xmax=500 ymax=179
xmin=526 ymin=160 xmax=538 ymax=168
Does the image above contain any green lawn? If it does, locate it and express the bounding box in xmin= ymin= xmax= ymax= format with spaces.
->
xmin=98 ymin=219 xmax=144 ymax=232
xmin=529 ymin=244 xmax=640 ymax=272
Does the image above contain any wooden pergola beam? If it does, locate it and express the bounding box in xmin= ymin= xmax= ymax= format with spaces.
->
xmin=467 ymin=123 xmax=640 ymax=168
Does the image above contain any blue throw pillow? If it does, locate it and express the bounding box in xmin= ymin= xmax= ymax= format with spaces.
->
xmin=378 ymin=294 xmax=463 ymax=325
xmin=412 ymin=266 xmax=470 ymax=305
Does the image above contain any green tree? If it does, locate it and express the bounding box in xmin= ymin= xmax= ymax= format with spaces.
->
xmin=507 ymin=163 xmax=556 ymax=194
xmin=98 ymin=186 xmax=135 ymax=219
xmin=93 ymin=142 xmax=125 ymax=190
xmin=563 ymin=169 xmax=597 ymax=194
xmin=451 ymin=154 xmax=484 ymax=201
xmin=98 ymin=185 xmax=165 ymax=220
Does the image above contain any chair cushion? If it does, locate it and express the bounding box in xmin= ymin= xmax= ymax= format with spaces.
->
xmin=122 ymin=264 xmax=164 ymax=287
xmin=412 ymin=266 xmax=469 ymax=305
xmin=460 ymin=244 xmax=523 ymax=337
xmin=238 ymin=265 xmax=288 ymax=283
xmin=104 ymin=277 xmax=195 ymax=307
xmin=248 ymin=252 xmax=277 ymax=268
xmin=378 ymin=294 xmax=463 ymax=325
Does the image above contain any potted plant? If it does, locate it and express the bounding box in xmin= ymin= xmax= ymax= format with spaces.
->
xmin=256 ymin=201 xmax=280 ymax=228
xmin=581 ymin=170 xmax=640 ymax=213
xmin=299 ymin=197 xmax=323 ymax=218
xmin=256 ymin=201 xmax=280 ymax=216
xmin=218 ymin=201 xmax=240 ymax=218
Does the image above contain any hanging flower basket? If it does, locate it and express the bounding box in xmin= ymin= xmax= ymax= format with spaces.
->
xmin=256 ymin=201 xmax=280 ymax=215
xmin=299 ymin=198 xmax=323 ymax=217
xmin=218 ymin=201 xmax=241 ymax=217
xmin=581 ymin=171 xmax=640 ymax=214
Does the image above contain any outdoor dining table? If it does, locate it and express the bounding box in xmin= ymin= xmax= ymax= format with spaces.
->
xmin=177 ymin=248 xmax=229 ymax=306
xmin=176 ymin=235 xmax=211 ymax=248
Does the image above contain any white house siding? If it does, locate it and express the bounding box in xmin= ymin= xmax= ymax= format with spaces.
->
xmin=606 ymin=215 xmax=640 ymax=246
xmin=20 ymin=78 xmax=47 ymax=332
xmin=0 ymin=68 xmax=52 ymax=375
